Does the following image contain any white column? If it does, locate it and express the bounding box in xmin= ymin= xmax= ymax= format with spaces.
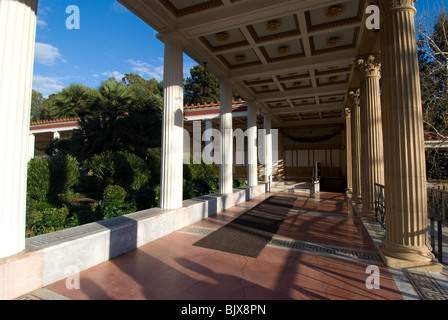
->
xmin=203 ymin=119 xmax=213 ymax=164
xmin=219 ymin=79 xmax=233 ymax=194
xmin=159 ymin=33 xmax=184 ymax=210
xmin=264 ymin=115 xmax=273 ymax=184
xmin=28 ymin=133 xmax=35 ymax=161
xmin=53 ymin=131 xmax=60 ymax=140
xmin=0 ymin=0 xmax=38 ymax=259
xmin=247 ymin=103 xmax=258 ymax=187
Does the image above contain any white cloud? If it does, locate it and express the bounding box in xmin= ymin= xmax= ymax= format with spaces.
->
xmin=127 ymin=59 xmax=164 ymax=81
xmin=101 ymin=70 xmax=125 ymax=81
xmin=34 ymin=42 xmax=66 ymax=65
xmin=36 ymin=18 xmax=47 ymax=28
xmin=32 ymin=74 xmax=65 ymax=97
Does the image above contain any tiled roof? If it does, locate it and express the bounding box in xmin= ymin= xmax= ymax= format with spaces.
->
xmin=30 ymin=100 xmax=246 ymax=125
xmin=184 ymin=98 xmax=245 ymax=109
xmin=30 ymin=117 xmax=81 ymax=126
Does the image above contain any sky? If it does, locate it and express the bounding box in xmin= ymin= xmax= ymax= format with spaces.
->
xmin=32 ymin=0 xmax=447 ymax=98
xmin=33 ymin=0 xmax=198 ymax=97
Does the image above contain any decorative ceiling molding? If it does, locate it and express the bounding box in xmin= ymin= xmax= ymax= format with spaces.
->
xmin=121 ymin=0 xmax=372 ymax=127
xmin=159 ymin=0 xmax=224 ymax=17
xmin=304 ymin=0 xmax=365 ymax=33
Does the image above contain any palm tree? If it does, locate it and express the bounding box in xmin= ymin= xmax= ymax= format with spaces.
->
xmin=70 ymin=109 xmax=162 ymax=161
xmin=50 ymin=83 xmax=96 ymax=120
xmin=96 ymin=78 xmax=133 ymax=122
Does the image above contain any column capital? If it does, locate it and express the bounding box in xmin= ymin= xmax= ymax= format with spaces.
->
xmin=344 ymin=107 xmax=351 ymax=118
xmin=156 ymin=31 xmax=187 ymax=46
xmin=356 ymin=54 xmax=381 ymax=78
xmin=216 ymin=77 xmax=233 ymax=85
xmin=374 ymin=0 xmax=417 ymax=13
xmin=244 ymin=99 xmax=257 ymax=106
xmin=348 ymin=88 xmax=360 ymax=107
xmin=262 ymin=112 xmax=273 ymax=120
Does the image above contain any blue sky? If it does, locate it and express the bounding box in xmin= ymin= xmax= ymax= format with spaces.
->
xmin=33 ymin=0 xmax=447 ymax=97
xmin=33 ymin=0 xmax=198 ymax=97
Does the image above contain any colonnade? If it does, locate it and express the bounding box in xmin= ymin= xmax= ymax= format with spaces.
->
xmin=345 ymin=0 xmax=436 ymax=267
xmin=0 ymin=0 xmax=437 ymax=269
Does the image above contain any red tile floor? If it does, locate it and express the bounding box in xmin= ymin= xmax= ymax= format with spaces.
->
xmin=44 ymin=190 xmax=404 ymax=300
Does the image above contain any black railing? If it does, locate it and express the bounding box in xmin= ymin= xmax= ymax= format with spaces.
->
xmin=373 ymin=184 xmax=445 ymax=263
xmin=374 ymin=183 xmax=386 ymax=229
xmin=427 ymin=187 xmax=446 ymax=264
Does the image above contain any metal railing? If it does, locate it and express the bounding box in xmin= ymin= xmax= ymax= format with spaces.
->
xmin=373 ymin=183 xmax=445 ymax=263
xmin=374 ymin=183 xmax=386 ymax=229
xmin=427 ymin=187 xmax=446 ymax=264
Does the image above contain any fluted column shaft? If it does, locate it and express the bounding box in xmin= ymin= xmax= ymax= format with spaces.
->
xmin=264 ymin=116 xmax=273 ymax=184
xmin=378 ymin=0 xmax=434 ymax=265
xmin=29 ymin=133 xmax=36 ymax=161
xmin=220 ymin=79 xmax=233 ymax=194
xmin=159 ymin=35 xmax=184 ymax=210
xmin=0 ymin=0 xmax=38 ymax=258
xmin=247 ymin=103 xmax=258 ymax=187
xmin=345 ymin=108 xmax=353 ymax=192
xmin=356 ymin=55 xmax=384 ymax=215
xmin=349 ymin=89 xmax=362 ymax=201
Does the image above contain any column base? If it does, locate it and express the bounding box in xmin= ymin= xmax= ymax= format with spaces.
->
xmin=350 ymin=193 xmax=362 ymax=204
xmin=360 ymin=208 xmax=376 ymax=222
xmin=378 ymin=243 xmax=443 ymax=271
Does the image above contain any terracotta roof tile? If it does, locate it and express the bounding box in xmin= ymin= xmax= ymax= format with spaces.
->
xmin=183 ymin=99 xmax=245 ymax=110
xmin=30 ymin=117 xmax=81 ymax=126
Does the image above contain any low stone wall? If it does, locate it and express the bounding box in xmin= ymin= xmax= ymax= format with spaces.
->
xmin=0 ymin=184 xmax=267 ymax=300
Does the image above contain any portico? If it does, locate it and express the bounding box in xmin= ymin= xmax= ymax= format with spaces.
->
xmin=119 ymin=0 xmax=440 ymax=270
xmin=0 ymin=0 xmax=443 ymax=300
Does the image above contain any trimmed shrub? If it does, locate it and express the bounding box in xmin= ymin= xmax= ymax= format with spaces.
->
xmin=146 ymin=148 xmax=161 ymax=186
xmin=29 ymin=205 xmax=79 ymax=236
xmin=27 ymin=157 xmax=50 ymax=201
xmin=103 ymin=184 xmax=127 ymax=203
xmin=100 ymin=185 xmax=137 ymax=219
xmin=131 ymin=185 xmax=160 ymax=210
xmin=48 ymin=154 xmax=80 ymax=200
xmin=233 ymin=177 xmax=247 ymax=188
xmin=184 ymin=159 xmax=219 ymax=181
xmin=85 ymin=151 xmax=151 ymax=192
xmin=183 ymin=177 xmax=219 ymax=200
xmin=45 ymin=138 xmax=72 ymax=156
xmin=182 ymin=160 xmax=220 ymax=199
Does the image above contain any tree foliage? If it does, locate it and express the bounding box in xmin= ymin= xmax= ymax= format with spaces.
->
xmin=50 ymin=84 xmax=98 ymax=120
xmin=184 ymin=64 xmax=242 ymax=106
xmin=31 ymin=74 xmax=163 ymax=122
xmin=184 ymin=65 xmax=221 ymax=106
xmin=417 ymin=8 xmax=448 ymax=180
xmin=418 ymin=10 xmax=448 ymax=134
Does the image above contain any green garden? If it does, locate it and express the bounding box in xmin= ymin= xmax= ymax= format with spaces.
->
xmin=27 ymin=71 xmax=245 ymax=237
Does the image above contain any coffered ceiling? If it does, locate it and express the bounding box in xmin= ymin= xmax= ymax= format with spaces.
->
xmin=118 ymin=0 xmax=380 ymax=128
